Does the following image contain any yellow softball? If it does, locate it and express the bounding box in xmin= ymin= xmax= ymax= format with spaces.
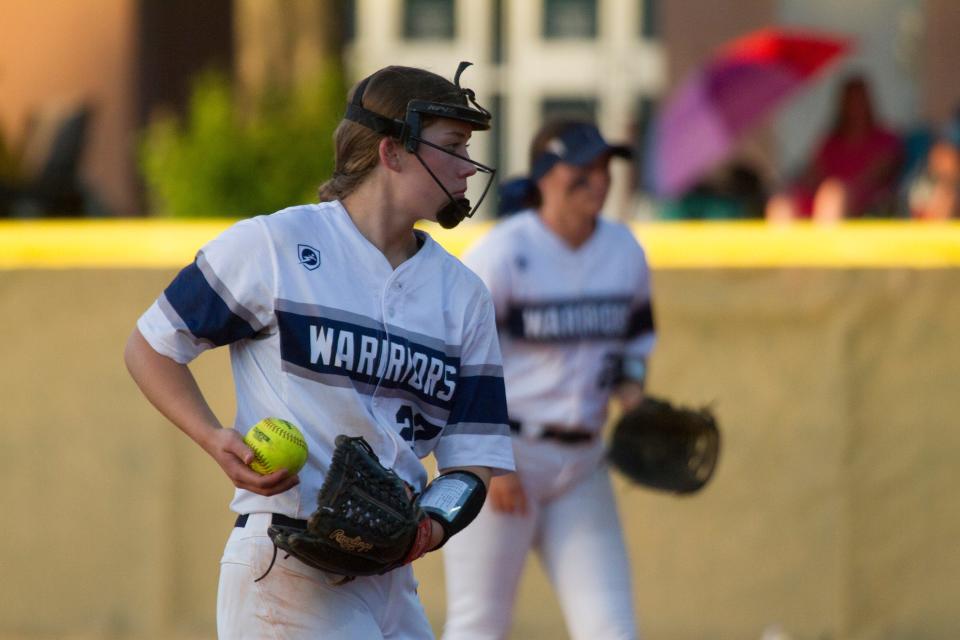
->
xmin=242 ymin=417 xmax=308 ymax=475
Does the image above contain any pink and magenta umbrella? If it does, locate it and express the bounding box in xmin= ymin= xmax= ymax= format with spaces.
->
xmin=648 ymin=27 xmax=851 ymax=198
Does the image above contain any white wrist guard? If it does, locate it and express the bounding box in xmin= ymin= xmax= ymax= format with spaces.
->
xmin=416 ymin=470 xmax=486 ymax=548
xmin=622 ymin=356 xmax=648 ymax=387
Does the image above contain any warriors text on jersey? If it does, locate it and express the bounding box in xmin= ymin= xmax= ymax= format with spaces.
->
xmin=137 ymin=201 xmax=514 ymax=518
xmin=464 ymin=210 xmax=656 ymax=433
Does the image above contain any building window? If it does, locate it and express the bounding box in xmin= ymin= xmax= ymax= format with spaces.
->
xmin=635 ymin=96 xmax=658 ymax=192
xmin=403 ymin=0 xmax=455 ymax=40
xmin=543 ymin=0 xmax=597 ymax=39
xmin=343 ymin=0 xmax=356 ymax=42
xmin=492 ymin=0 xmax=505 ymax=64
xmin=490 ymin=93 xmax=505 ymax=174
xmin=542 ymin=97 xmax=598 ymax=122
xmin=639 ymin=0 xmax=658 ymax=38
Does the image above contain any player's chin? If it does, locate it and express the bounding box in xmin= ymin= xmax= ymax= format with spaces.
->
xmin=584 ymin=199 xmax=606 ymax=218
xmin=583 ymin=189 xmax=608 ymax=210
xmin=429 ymin=196 xmax=471 ymax=229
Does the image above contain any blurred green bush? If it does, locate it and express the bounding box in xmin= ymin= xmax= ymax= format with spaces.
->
xmin=140 ymin=67 xmax=345 ymax=217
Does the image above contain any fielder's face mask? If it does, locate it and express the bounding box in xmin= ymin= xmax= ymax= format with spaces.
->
xmin=344 ymin=61 xmax=496 ymax=228
xmin=530 ymin=123 xmax=633 ymax=182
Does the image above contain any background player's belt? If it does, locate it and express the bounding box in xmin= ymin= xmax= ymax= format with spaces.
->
xmin=235 ymin=513 xmax=308 ymax=529
xmin=508 ymin=420 xmax=596 ymax=444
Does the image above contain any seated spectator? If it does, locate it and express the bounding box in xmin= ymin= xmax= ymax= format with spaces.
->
xmin=661 ymin=160 xmax=768 ymax=220
xmin=0 ymin=123 xmax=21 ymax=215
xmin=906 ymin=139 xmax=960 ymax=220
xmin=766 ymin=74 xmax=903 ymax=223
xmin=0 ymin=102 xmax=100 ymax=217
xmin=898 ymin=107 xmax=960 ymax=221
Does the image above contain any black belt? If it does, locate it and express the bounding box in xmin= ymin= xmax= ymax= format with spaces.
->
xmin=236 ymin=513 xmax=317 ymax=584
xmin=508 ymin=420 xmax=596 ymax=444
xmin=235 ymin=513 xmax=308 ymax=529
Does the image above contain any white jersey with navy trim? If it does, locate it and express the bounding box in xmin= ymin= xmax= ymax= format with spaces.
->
xmin=445 ymin=209 xmax=652 ymax=639
xmin=463 ymin=210 xmax=655 ymax=433
xmin=137 ymin=200 xmax=514 ymax=519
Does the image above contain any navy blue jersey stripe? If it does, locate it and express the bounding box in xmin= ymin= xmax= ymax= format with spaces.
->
xmin=626 ymin=302 xmax=655 ymax=338
xmin=163 ymin=261 xmax=258 ymax=346
xmin=448 ymin=374 xmax=508 ymax=426
xmin=504 ymin=296 xmax=637 ymax=342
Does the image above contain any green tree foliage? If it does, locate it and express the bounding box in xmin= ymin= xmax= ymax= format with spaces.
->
xmin=140 ymin=67 xmax=345 ymax=217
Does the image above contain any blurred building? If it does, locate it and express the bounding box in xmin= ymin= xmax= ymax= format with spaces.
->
xmin=345 ymin=0 xmax=663 ymax=218
xmin=0 ymin=0 xmax=233 ymax=217
xmin=2 ymin=0 xmax=960 ymax=217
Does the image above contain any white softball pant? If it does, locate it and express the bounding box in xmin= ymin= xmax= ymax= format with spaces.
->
xmin=442 ymin=438 xmax=639 ymax=640
xmin=217 ymin=512 xmax=434 ymax=639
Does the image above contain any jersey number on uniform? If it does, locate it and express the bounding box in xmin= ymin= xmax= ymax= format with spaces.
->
xmin=396 ymin=405 xmax=443 ymax=444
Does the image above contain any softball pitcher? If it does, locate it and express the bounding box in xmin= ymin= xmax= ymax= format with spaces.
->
xmin=442 ymin=120 xmax=655 ymax=640
xmin=125 ymin=63 xmax=514 ymax=639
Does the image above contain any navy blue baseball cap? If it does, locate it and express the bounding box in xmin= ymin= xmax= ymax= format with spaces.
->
xmin=530 ymin=122 xmax=633 ymax=181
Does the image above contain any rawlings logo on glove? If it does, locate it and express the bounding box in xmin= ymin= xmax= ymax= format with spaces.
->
xmin=329 ymin=529 xmax=374 ymax=552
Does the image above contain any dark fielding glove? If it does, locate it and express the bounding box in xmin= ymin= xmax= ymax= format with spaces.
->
xmin=608 ymin=396 xmax=720 ymax=494
xmin=267 ymin=435 xmax=433 ymax=580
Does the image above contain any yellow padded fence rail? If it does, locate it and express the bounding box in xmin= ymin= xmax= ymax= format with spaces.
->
xmin=2 ymin=219 xmax=960 ymax=268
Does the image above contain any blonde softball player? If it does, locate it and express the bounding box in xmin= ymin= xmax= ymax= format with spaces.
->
xmin=125 ymin=63 xmax=514 ymax=639
xmin=442 ymin=120 xmax=655 ymax=640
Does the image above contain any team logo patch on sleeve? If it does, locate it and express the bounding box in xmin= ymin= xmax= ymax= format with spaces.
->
xmin=298 ymin=244 xmax=321 ymax=271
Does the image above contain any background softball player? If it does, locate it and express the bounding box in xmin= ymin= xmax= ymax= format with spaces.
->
xmin=442 ymin=119 xmax=655 ymax=640
xmin=125 ymin=63 xmax=514 ymax=639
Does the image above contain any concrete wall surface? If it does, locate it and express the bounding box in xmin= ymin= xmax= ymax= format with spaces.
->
xmin=0 ymin=260 xmax=957 ymax=639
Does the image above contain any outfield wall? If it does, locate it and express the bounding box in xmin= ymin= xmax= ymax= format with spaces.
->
xmin=1 ymin=221 xmax=958 ymax=640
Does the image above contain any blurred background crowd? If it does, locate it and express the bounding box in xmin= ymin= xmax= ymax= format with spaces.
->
xmin=1 ymin=0 xmax=959 ymax=223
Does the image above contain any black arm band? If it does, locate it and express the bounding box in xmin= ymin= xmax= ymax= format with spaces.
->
xmin=416 ymin=470 xmax=487 ymax=548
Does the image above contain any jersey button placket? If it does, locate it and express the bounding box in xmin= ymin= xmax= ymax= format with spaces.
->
xmin=571 ymin=253 xmax=591 ymax=422
xmin=387 ymin=279 xmax=403 ymax=318
xmin=375 ymin=283 xmax=393 ymax=399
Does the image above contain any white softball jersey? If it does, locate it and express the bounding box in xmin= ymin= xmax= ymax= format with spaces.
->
xmin=137 ymin=200 xmax=515 ymax=520
xmin=463 ymin=210 xmax=656 ymax=434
